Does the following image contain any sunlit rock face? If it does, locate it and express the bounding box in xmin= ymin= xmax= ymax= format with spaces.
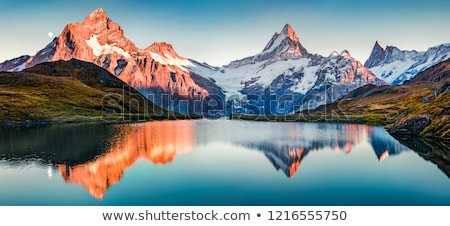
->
xmin=57 ymin=120 xmax=196 ymax=199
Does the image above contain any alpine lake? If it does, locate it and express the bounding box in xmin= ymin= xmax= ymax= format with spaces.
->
xmin=1 ymin=119 xmax=449 ymax=205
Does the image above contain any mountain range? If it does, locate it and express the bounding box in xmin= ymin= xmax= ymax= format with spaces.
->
xmin=189 ymin=24 xmax=386 ymax=114
xmin=365 ymin=41 xmax=450 ymax=84
xmin=1 ymin=8 xmax=450 ymax=117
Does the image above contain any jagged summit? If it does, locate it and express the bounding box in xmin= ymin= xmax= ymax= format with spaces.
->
xmin=261 ymin=24 xmax=307 ymax=58
xmin=263 ymin=24 xmax=299 ymax=50
xmin=280 ymin=24 xmax=300 ymax=43
xmin=375 ymin=40 xmax=386 ymax=51
xmin=364 ymin=40 xmax=391 ymax=68
xmin=226 ymin=24 xmax=310 ymax=68
xmin=83 ymin=8 xmax=108 ymax=24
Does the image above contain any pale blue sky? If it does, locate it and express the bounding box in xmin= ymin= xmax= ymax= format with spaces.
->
xmin=1 ymin=0 xmax=449 ymax=66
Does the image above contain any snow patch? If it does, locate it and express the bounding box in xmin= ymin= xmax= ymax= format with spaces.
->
xmin=86 ymin=35 xmax=130 ymax=59
xmin=11 ymin=61 xmax=27 ymax=72
xmin=16 ymin=62 xmax=26 ymax=71
xmin=369 ymin=59 xmax=416 ymax=84
xmin=149 ymin=52 xmax=194 ymax=71
xmin=290 ymin=63 xmax=320 ymax=94
xmin=201 ymin=58 xmax=311 ymax=97
xmin=262 ymin=32 xmax=287 ymax=54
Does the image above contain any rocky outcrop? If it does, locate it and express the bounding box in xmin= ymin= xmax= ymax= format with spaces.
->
xmin=389 ymin=116 xmax=431 ymax=135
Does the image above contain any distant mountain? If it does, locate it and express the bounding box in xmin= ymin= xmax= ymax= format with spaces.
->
xmin=190 ymin=24 xmax=386 ymax=115
xmin=0 ymin=59 xmax=192 ymax=125
xmin=364 ymin=41 xmax=450 ymax=84
xmin=0 ymin=8 xmax=222 ymax=114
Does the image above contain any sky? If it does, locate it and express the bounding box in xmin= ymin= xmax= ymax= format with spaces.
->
xmin=1 ymin=0 xmax=450 ymax=66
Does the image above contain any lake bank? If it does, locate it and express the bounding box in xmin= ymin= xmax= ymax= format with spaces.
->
xmin=230 ymin=112 xmax=450 ymax=141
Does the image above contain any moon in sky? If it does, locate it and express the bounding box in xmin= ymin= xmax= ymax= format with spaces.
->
xmin=48 ymin=32 xmax=54 ymax=38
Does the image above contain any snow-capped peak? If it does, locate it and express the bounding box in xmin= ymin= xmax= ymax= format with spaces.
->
xmin=226 ymin=24 xmax=309 ymax=68
xmin=262 ymin=24 xmax=301 ymax=52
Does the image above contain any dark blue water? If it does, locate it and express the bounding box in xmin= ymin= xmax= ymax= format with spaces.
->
xmin=0 ymin=119 xmax=449 ymax=205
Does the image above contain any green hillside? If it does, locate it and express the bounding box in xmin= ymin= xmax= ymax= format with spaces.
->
xmin=0 ymin=59 xmax=199 ymax=125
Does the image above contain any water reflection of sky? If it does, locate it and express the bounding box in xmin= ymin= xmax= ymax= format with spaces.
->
xmin=0 ymin=120 xmax=449 ymax=205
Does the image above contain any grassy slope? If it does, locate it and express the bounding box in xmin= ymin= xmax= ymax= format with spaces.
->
xmin=0 ymin=60 xmax=199 ymax=125
xmin=321 ymin=83 xmax=449 ymax=139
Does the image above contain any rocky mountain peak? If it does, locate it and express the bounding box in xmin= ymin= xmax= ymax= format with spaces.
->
xmin=83 ymin=8 xmax=108 ymax=26
xmin=375 ymin=40 xmax=386 ymax=51
xmin=281 ymin=23 xmax=300 ymax=43
xmin=76 ymin=8 xmax=131 ymax=49
xmin=364 ymin=40 xmax=389 ymax=68
xmin=145 ymin=42 xmax=185 ymax=60
xmin=259 ymin=24 xmax=308 ymax=60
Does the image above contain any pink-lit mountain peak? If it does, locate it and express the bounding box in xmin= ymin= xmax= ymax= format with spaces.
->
xmin=83 ymin=8 xmax=108 ymax=25
xmin=60 ymin=8 xmax=136 ymax=51
xmin=259 ymin=23 xmax=309 ymax=59
xmin=145 ymin=42 xmax=187 ymax=60
xmin=280 ymin=23 xmax=300 ymax=43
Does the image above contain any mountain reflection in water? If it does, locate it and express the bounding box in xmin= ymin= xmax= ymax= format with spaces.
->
xmin=0 ymin=120 xmax=448 ymax=201
xmin=240 ymin=124 xmax=409 ymax=177
xmin=0 ymin=121 xmax=196 ymax=199
xmin=58 ymin=121 xmax=195 ymax=199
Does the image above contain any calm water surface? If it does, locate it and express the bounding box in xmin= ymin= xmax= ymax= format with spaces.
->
xmin=0 ymin=119 xmax=449 ymax=205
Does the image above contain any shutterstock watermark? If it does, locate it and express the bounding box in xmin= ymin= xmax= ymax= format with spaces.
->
xmin=100 ymin=86 xmax=351 ymax=122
